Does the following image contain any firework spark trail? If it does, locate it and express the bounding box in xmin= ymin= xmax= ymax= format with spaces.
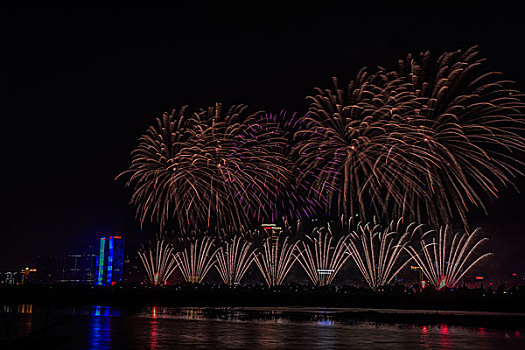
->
xmin=120 ymin=103 xmax=291 ymax=232
xmin=345 ymin=218 xmax=426 ymax=290
xmin=138 ymin=240 xmax=179 ymax=286
xmin=405 ymin=226 xmax=493 ymax=289
xmin=295 ymin=226 xmax=351 ymax=286
xmin=215 ymin=235 xmax=255 ymax=285
xmin=295 ymin=70 xmax=421 ymax=223
xmin=120 ymin=47 xmax=525 ymax=232
xmin=392 ymin=47 xmax=525 ymax=227
xmin=175 ymin=236 xmax=217 ymax=283
xmin=253 ymin=235 xmax=298 ymax=287
xmin=295 ymin=47 xmax=525 ymax=227
xmin=246 ymin=111 xmax=324 ymax=223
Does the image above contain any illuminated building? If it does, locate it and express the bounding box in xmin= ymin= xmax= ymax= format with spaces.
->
xmin=410 ymin=266 xmax=426 ymax=290
xmin=188 ymin=276 xmax=201 ymax=283
xmin=1 ymin=268 xmax=36 ymax=285
xmin=4 ymin=272 xmax=16 ymax=285
xmin=96 ymin=236 xmax=125 ymax=286
xmin=262 ymin=224 xmax=282 ymax=246
xmin=410 ymin=265 xmax=423 ymax=280
xmin=20 ymin=267 xmax=37 ymax=285
xmin=59 ymin=252 xmax=98 ymax=284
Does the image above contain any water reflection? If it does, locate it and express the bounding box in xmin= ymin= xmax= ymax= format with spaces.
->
xmin=88 ymin=306 xmax=119 ymax=350
xmin=2 ymin=304 xmax=33 ymax=314
xmin=420 ymin=325 xmax=431 ymax=349
xmin=183 ymin=306 xmax=201 ymax=319
xmin=2 ymin=305 xmax=524 ymax=349
xmin=0 ymin=304 xmax=34 ymax=338
xmin=439 ymin=324 xmax=452 ymax=349
xmin=317 ymin=318 xmax=334 ymax=326
xmin=18 ymin=304 xmax=33 ymax=314
xmin=149 ymin=306 xmax=171 ymax=319
xmin=91 ymin=305 xmax=119 ymax=317
xmin=150 ymin=317 xmax=158 ymax=349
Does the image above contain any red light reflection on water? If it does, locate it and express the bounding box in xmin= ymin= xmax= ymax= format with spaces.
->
xmin=420 ymin=325 xmax=431 ymax=350
xmin=150 ymin=306 xmax=159 ymax=349
xmin=152 ymin=306 xmax=157 ymax=319
xmin=478 ymin=327 xmax=486 ymax=335
xmin=516 ymin=331 xmax=521 ymax=338
xmin=150 ymin=318 xmax=158 ymax=349
xmin=439 ymin=324 xmax=452 ymax=349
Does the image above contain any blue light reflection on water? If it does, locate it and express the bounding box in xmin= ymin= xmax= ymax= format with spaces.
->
xmin=317 ymin=318 xmax=334 ymax=326
xmin=88 ymin=306 xmax=119 ymax=350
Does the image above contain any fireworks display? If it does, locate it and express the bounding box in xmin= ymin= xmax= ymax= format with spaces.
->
xmin=123 ymin=48 xmax=525 ymax=230
xmin=295 ymin=47 xmax=525 ymax=227
xmin=138 ymin=239 xmax=179 ymax=286
xmin=120 ymin=104 xmax=290 ymax=231
xmin=248 ymin=111 xmax=324 ymax=224
xmin=253 ymin=235 xmax=298 ymax=287
xmin=295 ymin=226 xmax=351 ymax=286
xmin=345 ymin=219 xmax=426 ymax=290
xmin=174 ymin=236 xmax=217 ymax=283
xmin=405 ymin=226 xmax=493 ymax=289
xmin=214 ymin=235 xmax=254 ymax=285
xmin=124 ymin=47 xmax=520 ymax=288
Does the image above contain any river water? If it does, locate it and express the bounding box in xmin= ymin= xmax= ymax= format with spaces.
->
xmin=1 ymin=305 xmax=524 ymax=349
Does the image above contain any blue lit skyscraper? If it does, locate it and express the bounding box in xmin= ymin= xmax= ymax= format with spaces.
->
xmin=96 ymin=236 xmax=125 ymax=286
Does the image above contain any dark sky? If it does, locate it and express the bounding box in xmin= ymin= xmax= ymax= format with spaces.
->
xmin=1 ymin=4 xmax=524 ymax=279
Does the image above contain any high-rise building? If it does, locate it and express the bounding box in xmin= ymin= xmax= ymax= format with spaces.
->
xmin=59 ymin=252 xmax=98 ymax=284
xmin=96 ymin=236 xmax=125 ymax=286
xmin=20 ymin=267 xmax=37 ymax=285
xmin=3 ymin=271 xmax=16 ymax=285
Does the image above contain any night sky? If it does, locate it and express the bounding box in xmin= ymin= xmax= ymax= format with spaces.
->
xmin=1 ymin=4 xmax=524 ymax=279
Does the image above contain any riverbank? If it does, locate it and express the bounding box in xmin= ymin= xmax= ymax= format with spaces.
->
xmin=1 ymin=284 xmax=525 ymax=313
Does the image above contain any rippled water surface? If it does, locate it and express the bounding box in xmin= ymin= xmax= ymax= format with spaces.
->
xmin=1 ymin=305 xmax=524 ymax=349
